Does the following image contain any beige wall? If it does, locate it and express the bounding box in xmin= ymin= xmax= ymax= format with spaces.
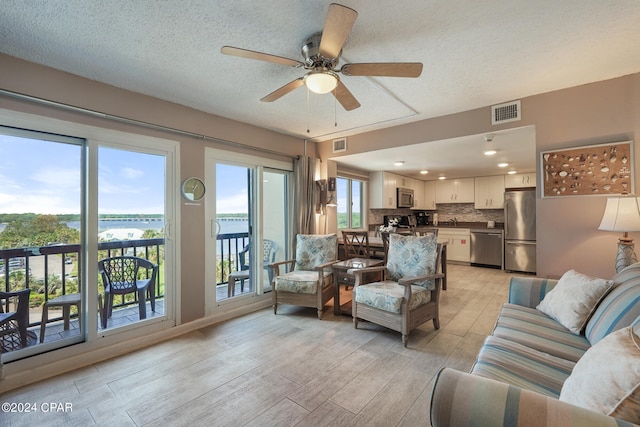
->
xmin=319 ymin=73 xmax=640 ymax=279
xmin=0 ymin=53 xmax=306 ymax=323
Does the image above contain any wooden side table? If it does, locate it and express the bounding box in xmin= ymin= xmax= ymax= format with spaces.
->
xmin=332 ymin=258 xmax=383 ymax=316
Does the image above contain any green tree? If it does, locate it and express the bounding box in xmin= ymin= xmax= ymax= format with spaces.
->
xmin=142 ymin=229 xmax=164 ymax=239
xmin=0 ymin=214 xmax=80 ymax=249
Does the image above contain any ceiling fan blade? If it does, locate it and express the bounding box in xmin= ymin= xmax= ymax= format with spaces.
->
xmin=319 ymin=3 xmax=358 ymax=59
xmin=260 ymin=78 xmax=305 ymax=102
xmin=333 ymin=81 xmax=360 ymax=111
xmin=341 ymin=62 xmax=423 ymax=78
xmin=221 ymin=46 xmax=304 ymax=68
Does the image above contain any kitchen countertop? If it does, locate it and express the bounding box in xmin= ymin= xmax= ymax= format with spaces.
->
xmin=416 ymin=222 xmax=504 ymax=230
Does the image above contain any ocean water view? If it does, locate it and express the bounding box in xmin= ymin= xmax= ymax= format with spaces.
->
xmin=0 ymin=218 xmax=249 ymax=235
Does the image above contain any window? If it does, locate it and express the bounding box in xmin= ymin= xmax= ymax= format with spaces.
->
xmin=0 ymin=112 xmax=177 ymax=363
xmin=337 ymin=177 xmax=364 ymax=229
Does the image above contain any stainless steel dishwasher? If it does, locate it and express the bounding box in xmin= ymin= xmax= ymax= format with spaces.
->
xmin=470 ymin=229 xmax=504 ymax=269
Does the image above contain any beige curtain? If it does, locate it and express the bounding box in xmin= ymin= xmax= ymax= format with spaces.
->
xmin=294 ymin=155 xmax=317 ymax=236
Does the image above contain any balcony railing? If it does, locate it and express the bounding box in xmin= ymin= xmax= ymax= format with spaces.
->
xmin=0 ymin=238 xmax=165 ymax=330
xmin=1 ymin=233 xmax=252 ymax=333
xmin=216 ymin=232 xmax=249 ymax=286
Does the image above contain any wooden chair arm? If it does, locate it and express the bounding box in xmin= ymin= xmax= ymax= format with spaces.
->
xmin=268 ymin=259 xmax=295 ymax=276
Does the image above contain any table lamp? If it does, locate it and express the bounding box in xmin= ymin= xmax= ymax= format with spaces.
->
xmin=598 ymin=196 xmax=640 ymax=272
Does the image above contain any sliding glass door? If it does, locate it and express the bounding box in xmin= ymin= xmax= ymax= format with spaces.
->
xmin=97 ymin=147 xmax=167 ymax=330
xmin=214 ymin=163 xmax=253 ymax=301
xmin=205 ymin=149 xmax=291 ymax=312
xmin=262 ymin=169 xmax=289 ymax=291
xmin=0 ymin=127 xmax=84 ymax=359
xmin=0 ymin=116 xmax=177 ymax=362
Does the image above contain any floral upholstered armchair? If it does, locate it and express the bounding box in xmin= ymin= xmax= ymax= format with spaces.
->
xmin=350 ymin=233 xmax=444 ymax=346
xmin=268 ymin=234 xmax=338 ymax=319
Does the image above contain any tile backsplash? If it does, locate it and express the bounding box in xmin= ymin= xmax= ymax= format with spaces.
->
xmin=369 ymin=203 xmax=504 ymax=227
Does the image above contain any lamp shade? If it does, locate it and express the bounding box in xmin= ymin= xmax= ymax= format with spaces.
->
xmin=304 ymin=71 xmax=338 ymax=94
xmin=326 ymin=192 xmax=338 ymax=207
xmin=598 ymin=196 xmax=640 ymax=232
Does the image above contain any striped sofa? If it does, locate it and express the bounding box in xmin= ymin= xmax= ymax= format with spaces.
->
xmin=430 ymin=263 xmax=640 ymax=427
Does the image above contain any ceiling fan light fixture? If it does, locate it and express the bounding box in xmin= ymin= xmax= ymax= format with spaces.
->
xmin=304 ymin=71 xmax=338 ymax=94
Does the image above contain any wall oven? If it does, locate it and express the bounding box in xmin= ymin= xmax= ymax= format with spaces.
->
xmin=397 ymin=187 xmax=414 ymax=208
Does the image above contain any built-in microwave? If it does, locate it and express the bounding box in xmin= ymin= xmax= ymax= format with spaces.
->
xmin=397 ymin=187 xmax=414 ymax=208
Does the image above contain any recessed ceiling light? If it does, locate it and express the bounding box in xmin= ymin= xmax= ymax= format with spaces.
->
xmin=484 ymin=150 xmax=497 ymax=156
xmin=438 ymin=176 xmax=446 ymax=180
xmin=420 ymin=170 xmax=428 ymax=175
xmin=507 ymin=170 xmax=517 ymax=175
xmin=394 ymin=161 xmax=405 ymax=166
xmin=498 ymin=163 xmax=509 ymax=168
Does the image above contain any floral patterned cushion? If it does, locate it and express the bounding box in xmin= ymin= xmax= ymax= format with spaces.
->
xmin=386 ymin=233 xmax=438 ymax=289
xmin=354 ymin=280 xmax=432 ymax=314
xmin=275 ymin=270 xmax=334 ymax=294
xmin=294 ymin=234 xmax=337 ymax=271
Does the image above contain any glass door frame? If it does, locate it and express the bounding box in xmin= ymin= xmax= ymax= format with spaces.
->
xmin=94 ymin=141 xmax=176 ymax=336
xmin=0 ymin=107 xmax=179 ymax=364
xmin=204 ymin=148 xmax=293 ymax=317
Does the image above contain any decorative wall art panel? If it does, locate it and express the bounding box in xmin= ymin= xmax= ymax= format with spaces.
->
xmin=541 ymin=141 xmax=634 ymax=197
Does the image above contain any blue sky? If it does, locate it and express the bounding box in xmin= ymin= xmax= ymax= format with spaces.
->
xmin=216 ymin=164 xmax=248 ymax=214
xmin=0 ymin=134 xmax=165 ymax=215
xmin=0 ymin=131 xmax=261 ymax=216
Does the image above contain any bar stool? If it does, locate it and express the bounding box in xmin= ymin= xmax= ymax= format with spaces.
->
xmin=39 ymin=293 xmax=81 ymax=343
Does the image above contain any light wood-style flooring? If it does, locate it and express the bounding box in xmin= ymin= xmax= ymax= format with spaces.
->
xmin=2 ymin=264 xmax=522 ymax=426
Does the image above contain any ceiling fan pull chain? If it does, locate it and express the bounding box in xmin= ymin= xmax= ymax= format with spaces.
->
xmin=306 ymin=86 xmax=310 ymax=134
xmin=334 ymin=89 xmax=338 ymax=127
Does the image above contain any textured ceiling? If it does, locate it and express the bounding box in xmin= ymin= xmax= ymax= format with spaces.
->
xmin=1 ymin=1 xmax=640 ymax=144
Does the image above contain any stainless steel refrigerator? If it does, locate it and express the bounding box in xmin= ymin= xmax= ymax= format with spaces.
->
xmin=504 ymin=190 xmax=536 ymax=273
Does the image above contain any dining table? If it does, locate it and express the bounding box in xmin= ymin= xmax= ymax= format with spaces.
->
xmin=338 ymin=236 xmax=448 ymax=290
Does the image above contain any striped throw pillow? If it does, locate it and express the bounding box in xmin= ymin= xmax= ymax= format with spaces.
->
xmin=585 ymin=263 xmax=640 ymax=344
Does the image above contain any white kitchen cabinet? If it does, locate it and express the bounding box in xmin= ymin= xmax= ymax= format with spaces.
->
xmin=411 ymin=179 xmax=425 ymax=209
xmin=505 ymin=172 xmax=536 ymax=188
xmin=423 ymin=181 xmax=437 ymax=209
xmin=474 ymin=175 xmax=505 ymax=209
xmin=369 ymin=171 xmax=398 ymax=208
xmin=395 ymin=175 xmax=412 ymax=189
xmin=439 ymin=228 xmax=470 ymax=263
xmin=435 ymin=178 xmax=475 ymax=203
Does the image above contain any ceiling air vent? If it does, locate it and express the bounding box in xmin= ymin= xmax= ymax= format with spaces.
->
xmin=332 ymin=137 xmax=347 ymax=153
xmin=492 ymin=100 xmax=521 ymax=125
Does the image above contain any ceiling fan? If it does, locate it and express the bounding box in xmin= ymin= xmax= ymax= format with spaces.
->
xmin=221 ymin=3 xmax=423 ymax=111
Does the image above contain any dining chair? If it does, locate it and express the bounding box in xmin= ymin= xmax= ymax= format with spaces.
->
xmin=351 ymin=233 xmax=444 ymax=347
xmin=98 ymin=256 xmax=158 ymax=329
xmin=268 ymin=234 xmax=337 ymax=319
xmin=380 ymin=231 xmax=390 ymax=264
xmin=342 ymin=230 xmax=371 ymax=259
xmin=0 ymin=288 xmax=31 ymax=352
